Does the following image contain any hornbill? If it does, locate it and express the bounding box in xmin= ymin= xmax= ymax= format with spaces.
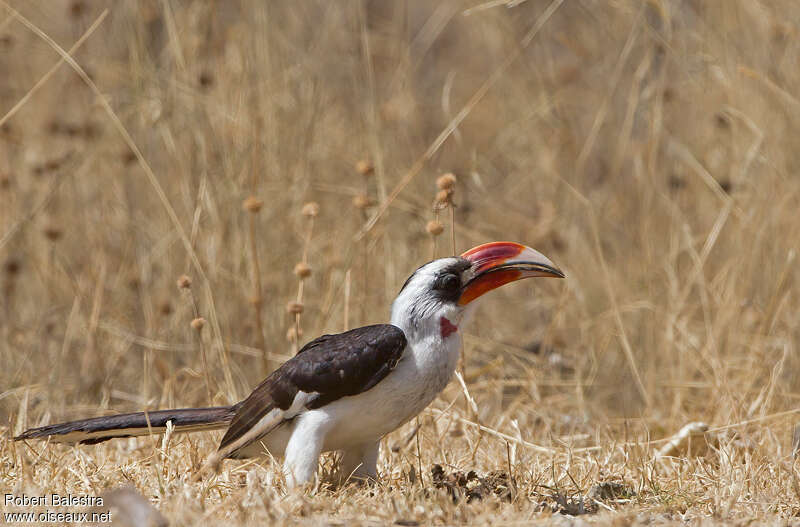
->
xmin=15 ymin=241 xmax=563 ymax=487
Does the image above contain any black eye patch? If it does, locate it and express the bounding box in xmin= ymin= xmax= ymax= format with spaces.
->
xmin=397 ymin=258 xmax=471 ymax=298
xmin=432 ymin=272 xmax=462 ymax=303
xmin=435 ymin=273 xmax=460 ymax=291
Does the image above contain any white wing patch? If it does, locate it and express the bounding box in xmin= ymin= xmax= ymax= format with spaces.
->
xmin=215 ymin=391 xmax=317 ymax=460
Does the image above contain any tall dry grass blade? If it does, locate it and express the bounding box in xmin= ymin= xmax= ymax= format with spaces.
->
xmin=1 ymin=1 xmax=237 ymax=399
xmin=356 ymin=0 xmax=564 ymax=239
xmin=0 ymin=10 xmax=108 ymax=128
xmin=560 ymin=180 xmax=651 ymax=407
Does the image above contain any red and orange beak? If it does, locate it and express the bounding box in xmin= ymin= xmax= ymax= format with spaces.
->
xmin=459 ymin=241 xmax=564 ymax=305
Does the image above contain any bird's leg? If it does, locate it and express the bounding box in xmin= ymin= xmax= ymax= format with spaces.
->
xmin=339 ymin=441 xmax=380 ymax=484
xmin=282 ymin=413 xmax=331 ymax=489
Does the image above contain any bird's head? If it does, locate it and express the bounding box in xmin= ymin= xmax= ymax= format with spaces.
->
xmin=391 ymin=241 xmax=564 ymax=340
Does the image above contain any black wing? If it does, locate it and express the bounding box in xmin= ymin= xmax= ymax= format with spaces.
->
xmin=218 ymin=324 xmax=406 ymax=455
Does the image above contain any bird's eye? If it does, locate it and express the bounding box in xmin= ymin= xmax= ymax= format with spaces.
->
xmin=437 ymin=273 xmax=460 ymax=291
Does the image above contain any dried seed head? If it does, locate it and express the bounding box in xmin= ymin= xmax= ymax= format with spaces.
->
xmin=286 ymin=326 xmax=303 ymax=343
xmin=294 ymin=262 xmax=312 ymax=279
xmin=69 ymin=1 xmax=86 ymax=18
xmin=121 ymin=150 xmax=137 ymax=166
xmin=287 ymin=301 xmax=304 ymax=315
xmin=65 ymin=123 xmax=81 ymax=137
xmin=772 ymin=22 xmax=790 ymax=43
xmin=47 ymin=120 xmax=61 ymax=135
xmin=356 ymin=159 xmax=374 ymax=176
xmin=301 ymin=202 xmax=320 ymax=217
xmin=714 ymin=112 xmax=731 ymax=130
xmin=4 ymin=259 xmax=20 ymax=276
xmin=0 ymin=122 xmax=14 ymax=137
xmin=43 ymin=225 xmax=63 ymax=242
xmin=243 ymin=196 xmax=263 ymax=213
xmin=190 ymin=317 xmax=206 ymax=331
xmin=352 ymin=193 xmax=373 ymax=210
xmin=176 ymin=275 xmax=192 ymax=289
xmin=83 ymin=122 xmax=99 ymax=140
xmin=159 ymin=301 xmax=172 ymax=316
xmin=426 ymin=220 xmax=444 ymax=236
xmin=198 ymin=71 xmax=214 ymax=89
xmin=436 ymin=173 xmax=457 ymax=191
xmin=434 ymin=188 xmax=453 ymax=208
xmin=0 ymin=174 xmax=10 ymax=190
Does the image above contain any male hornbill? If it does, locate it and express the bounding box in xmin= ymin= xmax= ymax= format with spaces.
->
xmin=15 ymin=241 xmax=563 ymax=487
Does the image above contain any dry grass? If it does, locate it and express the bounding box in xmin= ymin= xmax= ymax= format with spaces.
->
xmin=3 ymin=0 xmax=800 ymax=524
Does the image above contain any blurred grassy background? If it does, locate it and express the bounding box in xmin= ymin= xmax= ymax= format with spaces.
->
xmin=3 ymin=0 xmax=800 ymax=522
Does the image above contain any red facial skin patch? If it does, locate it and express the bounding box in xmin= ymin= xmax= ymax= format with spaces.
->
xmin=440 ymin=317 xmax=459 ymax=338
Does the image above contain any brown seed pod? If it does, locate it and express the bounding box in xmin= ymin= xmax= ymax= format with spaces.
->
xmin=121 ymin=150 xmax=137 ymax=166
xmin=302 ymin=202 xmax=320 ymax=217
xmin=294 ymin=262 xmax=312 ymax=279
xmin=287 ymin=301 xmax=304 ymax=315
xmin=352 ymin=194 xmax=373 ymax=210
xmin=243 ymin=196 xmax=263 ymax=213
xmin=190 ymin=317 xmax=206 ymax=331
xmin=436 ymin=173 xmax=457 ymax=191
xmin=4 ymin=259 xmax=20 ymax=276
xmin=426 ymin=220 xmax=444 ymax=236
xmin=355 ymin=160 xmax=374 ymax=176
xmin=43 ymin=226 xmax=63 ymax=242
xmin=69 ymin=1 xmax=86 ymax=18
xmin=434 ymin=189 xmax=453 ymax=207
xmin=0 ymin=34 xmax=14 ymax=49
xmin=47 ymin=120 xmax=62 ymax=135
xmin=158 ymin=301 xmax=173 ymax=316
xmin=176 ymin=275 xmax=192 ymax=289
xmin=64 ymin=123 xmax=81 ymax=137
xmin=198 ymin=71 xmax=214 ymax=88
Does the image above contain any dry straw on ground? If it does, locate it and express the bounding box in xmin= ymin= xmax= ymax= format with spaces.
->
xmin=3 ymin=0 xmax=800 ymax=525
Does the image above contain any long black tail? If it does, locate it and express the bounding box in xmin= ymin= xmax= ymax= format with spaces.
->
xmin=14 ymin=406 xmax=237 ymax=445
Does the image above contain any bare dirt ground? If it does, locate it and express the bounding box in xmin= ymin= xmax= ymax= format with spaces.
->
xmin=3 ymin=1 xmax=800 ymax=524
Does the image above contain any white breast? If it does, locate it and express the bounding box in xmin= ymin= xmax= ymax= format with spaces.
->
xmin=230 ymin=332 xmax=462 ymax=458
xmin=318 ymin=331 xmax=461 ymax=451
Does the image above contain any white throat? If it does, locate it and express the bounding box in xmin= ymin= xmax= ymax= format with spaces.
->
xmin=385 ymin=260 xmax=481 ymax=422
xmin=385 ymin=299 xmax=463 ymax=429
